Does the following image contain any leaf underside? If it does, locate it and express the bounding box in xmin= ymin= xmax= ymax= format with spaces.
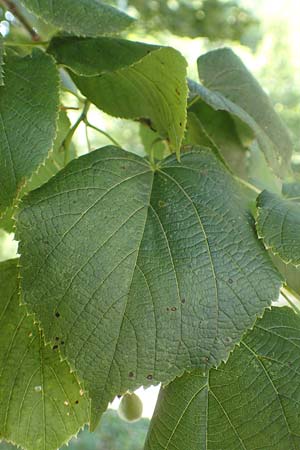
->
xmin=145 ymin=307 xmax=300 ymax=450
xmin=256 ymin=190 xmax=300 ymax=266
xmin=0 ymin=259 xmax=89 ymax=450
xmin=20 ymin=0 xmax=133 ymax=36
xmin=194 ymin=48 xmax=293 ymax=175
xmin=0 ymin=50 xmax=59 ymax=210
xmin=48 ymin=36 xmax=188 ymax=157
xmin=16 ymin=146 xmax=281 ymax=429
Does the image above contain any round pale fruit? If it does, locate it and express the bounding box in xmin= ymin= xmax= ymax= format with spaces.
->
xmin=118 ymin=392 xmax=143 ymax=422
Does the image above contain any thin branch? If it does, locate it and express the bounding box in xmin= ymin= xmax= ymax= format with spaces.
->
xmin=85 ymin=124 xmax=92 ymax=152
xmin=0 ymin=0 xmax=40 ymax=41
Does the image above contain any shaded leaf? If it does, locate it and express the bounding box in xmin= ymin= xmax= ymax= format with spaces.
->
xmin=0 ymin=110 xmax=73 ymax=233
xmin=48 ymin=36 xmax=188 ymax=158
xmin=16 ymin=146 xmax=281 ymax=429
xmin=186 ymin=98 xmax=248 ymax=176
xmin=0 ymin=35 xmax=4 ymax=86
xmin=20 ymin=0 xmax=133 ymax=36
xmin=0 ymin=50 xmax=59 ymax=210
xmin=145 ymin=307 xmax=300 ymax=450
xmin=195 ymin=48 xmax=292 ymax=175
xmin=0 ymin=259 xmax=89 ymax=450
xmin=283 ymin=182 xmax=300 ymax=200
xmin=256 ymin=190 xmax=300 ymax=265
xmin=271 ymin=254 xmax=300 ymax=297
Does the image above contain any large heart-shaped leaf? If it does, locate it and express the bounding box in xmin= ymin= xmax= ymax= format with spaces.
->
xmin=20 ymin=0 xmax=133 ymax=36
xmin=0 ymin=259 xmax=89 ymax=450
xmin=48 ymin=36 xmax=188 ymax=158
xmin=16 ymin=146 xmax=281 ymax=429
xmin=256 ymin=190 xmax=300 ymax=265
xmin=193 ymin=48 xmax=293 ymax=175
xmin=0 ymin=50 xmax=59 ymax=211
xmin=145 ymin=306 xmax=300 ymax=450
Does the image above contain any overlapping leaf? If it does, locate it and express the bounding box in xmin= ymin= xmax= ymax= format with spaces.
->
xmin=0 ymin=259 xmax=89 ymax=450
xmin=20 ymin=0 xmax=133 ymax=36
xmin=186 ymin=98 xmax=247 ymax=176
xmin=48 ymin=36 xmax=188 ymax=157
xmin=0 ymin=35 xmax=4 ymax=86
xmin=256 ymin=190 xmax=300 ymax=265
xmin=16 ymin=146 xmax=281 ymax=429
xmin=193 ymin=48 xmax=292 ymax=175
xmin=0 ymin=50 xmax=59 ymax=210
xmin=145 ymin=307 xmax=300 ymax=450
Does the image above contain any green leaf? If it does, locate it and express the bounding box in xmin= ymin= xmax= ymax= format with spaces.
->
xmin=20 ymin=0 xmax=133 ymax=36
xmin=0 ymin=110 xmax=73 ymax=234
xmin=186 ymin=98 xmax=248 ymax=177
xmin=0 ymin=35 xmax=4 ymax=86
xmin=48 ymin=36 xmax=188 ymax=158
xmin=16 ymin=146 xmax=281 ymax=429
xmin=283 ymin=182 xmax=300 ymax=200
xmin=0 ymin=50 xmax=59 ymax=210
xmin=271 ymin=254 xmax=300 ymax=298
xmin=195 ymin=48 xmax=293 ymax=175
xmin=145 ymin=306 xmax=300 ymax=450
xmin=256 ymin=190 xmax=300 ymax=265
xmin=0 ymin=259 xmax=89 ymax=450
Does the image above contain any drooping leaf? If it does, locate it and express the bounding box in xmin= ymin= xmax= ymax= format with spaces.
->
xmin=0 ymin=259 xmax=89 ymax=450
xmin=186 ymin=98 xmax=248 ymax=176
xmin=271 ymin=254 xmax=300 ymax=298
xmin=20 ymin=0 xmax=133 ymax=36
xmin=26 ymin=110 xmax=77 ymax=192
xmin=283 ymin=182 xmax=300 ymax=200
xmin=48 ymin=36 xmax=188 ymax=158
xmin=256 ymin=190 xmax=300 ymax=265
xmin=145 ymin=306 xmax=300 ymax=450
xmin=0 ymin=110 xmax=74 ymax=233
xmin=195 ymin=48 xmax=293 ymax=175
xmin=0 ymin=35 xmax=4 ymax=86
xmin=0 ymin=50 xmax=59 ymax=210
xmin=16 ymin=146 xmax=281 ymax=429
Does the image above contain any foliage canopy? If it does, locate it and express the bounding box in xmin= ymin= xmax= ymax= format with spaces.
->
xmin=0 ymin=1 xmax=299 ymax=449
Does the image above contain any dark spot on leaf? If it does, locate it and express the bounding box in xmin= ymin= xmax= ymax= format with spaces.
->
xmin=175 ymin=88 xmax=180 ymax=95
xmin=228 ymin=278 xmax=233 ymax=284
xmin=61 ymin=341 xmax=65 ymax=345
xmin=147 ymin=374 xmax=153 ymax=380
xmin=55 ymin=312 xmax=60 ymax=318
xmin=55 ymin=336 xmax=60 ymax=341
xmin=171 ymin=307 xmax=177 ymax=311
xmin=52 ymin=345 xmax=58 ymax=350
xmin=181 ymin=298 xmax=186 ymax=304
xmin=117 ymin=395 xmax=121 ymax=399
xmin=179 ymin=122 xmax=182 ymax=127
xmin=166 ymin=307 xmax=170 ymax=311
xmin=128 ymin=371 xmax=134 ymax=378
xmin=75 ymin=400 xmax=79 ymax=404
xmin=158 ymin=200 xmax=166 ymax=208
xmin=224 ymin=336 xmax=232 ymax=345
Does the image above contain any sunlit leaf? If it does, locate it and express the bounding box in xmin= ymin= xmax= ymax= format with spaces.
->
xmin=48 ymin=36 xmax=188 ymax=158
xmin=0 ymin=259 xmax=89 ymax=450
xmin=16 ymin=146 xmax=281 ymax=429
xmin=145 ymin=307 xmax=300 ymax=450
xmin=20 ymin=0 xmax=133 ymax=36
